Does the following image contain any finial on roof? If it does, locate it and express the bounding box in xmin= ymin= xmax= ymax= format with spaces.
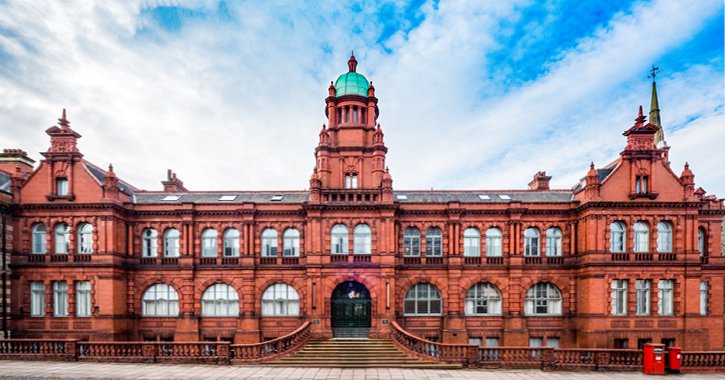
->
xmin=348 ymin=52 xmax=357 ymax=73
xmin=58 ymin=108 xmax=70 ymax=128
xmin=647 ymin=65 xmax=659 ymax=83
xmin=590 ymin=162 xmax=595 ymax=170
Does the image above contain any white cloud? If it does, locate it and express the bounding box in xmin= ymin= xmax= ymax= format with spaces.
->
xmin=0 ymin=0 xmax=722 ymax=199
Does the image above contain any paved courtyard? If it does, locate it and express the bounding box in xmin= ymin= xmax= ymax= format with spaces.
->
xmin=0 ymin=361 xmax=723 ymax=380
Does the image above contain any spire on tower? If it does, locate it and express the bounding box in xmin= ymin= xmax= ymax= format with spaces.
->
xmin=647 ymin=65 xmax=665 ymax=146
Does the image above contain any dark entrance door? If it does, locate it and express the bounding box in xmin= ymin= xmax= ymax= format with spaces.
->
xmin=331 ymin=281 xmax=371 ymax=338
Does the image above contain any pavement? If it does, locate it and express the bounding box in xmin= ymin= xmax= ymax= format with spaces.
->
xmin=0 ymin=361 xmax=723 ymax=380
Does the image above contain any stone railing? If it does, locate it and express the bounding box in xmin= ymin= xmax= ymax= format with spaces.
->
xmin=230 ymin=321 xmax=310 ymax=364
xmin=681 ymin=351 xmax=725 ymax=372
xmin=550 ymin=348 xmax=642 ymax=371
xmin=78 ymin=341 xmax=230 ymax=364
xmin=390 ymin=321 xmax=478 ymax=365
xmin=0 ymin=339 xmax=77 ymax=361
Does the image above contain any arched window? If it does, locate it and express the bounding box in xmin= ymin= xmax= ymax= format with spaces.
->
xmin=77 ymin=223 xmax=93 ymax=254
xmin=524 ymin=227 xmax=539 ymax=256
xmin=609 ymin=222 xmax=625 ymax=252
xmin=331 ymin=224 xmax=348 ymax=254
xmin=223 ymin=228 xmax=239 ymax=257
xmin=425 ymin=227 xmax=442 ymax=256
xmin=698 ymin=228 xmax=706 ymax=257
xmin=261 ymin=283 xmax=299 ymax=316
xmin=656 ymin=222 xmax=672 ymax=252
xmin=545 ymin=227 xmax=562 ymax=256
xmin=485 ymin=227 xmax=502 ymax=256
xmin=353 ymin=224 xmax=371 ymax=254
xmin=164 ymin=228 xmax=180 ymax=257
xmin=32 ymin=224 xmax=47 ymax=254
xmin=463 ymin=228 xmax=480 ymax=257
xmin=142 ymin=228 xmax=158 ymax=257
xmin=261 ymin=228 xmax=277 ymax=257
xmin=465 ymin=283 xmax=502 ymax=315
xmin=202 ymin=228 xmax=218 ymax=257
xmin=55 ymin=223 xmax=69 ymax=254
xmin=403 ymin=227 xmax=420 ymax=256
xmin=525 ymin=283 xmax=562 ymax=315
xmin=202 ymin=284 xmax=239 ymax=317
xmin=404 ymin=283 xmax=442 ymax=315
xmin=142 ymin=284 xmax=179 ymax=317
xmin=283 ymin=228 xmax=300 ymax=257
xmin=634 ymin=222 xmax=649 ymax=252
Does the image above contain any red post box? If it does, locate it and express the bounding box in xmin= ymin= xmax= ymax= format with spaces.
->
xmin=643 ymin=343 xmax=666 ymax=374
xmin=667 ymin=346 xmax=682 ymax=371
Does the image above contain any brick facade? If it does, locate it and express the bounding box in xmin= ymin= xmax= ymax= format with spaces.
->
xmin=5 ymin=56 xmax=724 ymax=350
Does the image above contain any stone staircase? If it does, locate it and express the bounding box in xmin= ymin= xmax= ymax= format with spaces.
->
xmin=260 ymin=339 xmax=462 ymax=368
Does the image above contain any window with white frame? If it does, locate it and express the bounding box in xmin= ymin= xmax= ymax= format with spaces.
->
xmin=344 ymin=174 xmax=358 ymax=189
xmin=634 ymin=222 xmax=649 ymax=252
xmin=142 ymin=284 xmax=179 ymax=317
xmin=55 ymin=223 xmax=69 ymax=254
xmin=486 ymin=337 xmax=499 ymax=347
xmin=164 ymin=228 xmax=180 ymax=257
xmin=331 ymin=224 xmax=348 ymax=254
xmin=142 ymin=228 xmax=158 ymax=257
xmin=53 ymin=281 xmax=68 ymax=317
xmin=202 ymin=228 xmax=218 ymax=257
xmin=545 ymin=227 xmax=562 ymax=256
xmin=223 ymin=228 xmax=239 ymax=257
xmin=546 ymin=337 xmax=560 ymax=349
xmin=202 ymin=283 xmax=239 ymax=317
xmin=529 ymin=337 xmax=543 ymax=347
xmin=609 ymin=222 xmax=625 ymax=252
xmin=465 ymin=283 xmax=502 ymax=315
xmin=403 ymin=283 xmax=442 ymax=315
xmin=524 ymin=283 xmax=561 ymax=315
xmin=425 ymin=227 xmax=442 ymax=256
xmin=283 ymin=228 xmax=300 ymax=256
xmin=524 ymin=228 xmax=540 ymax=256
xmin=611 ymin=279 xmax=627 ymax=316
xmin=353 ymin=224 xmax=371 ymax=254
xmin=403 ymin=227 xmax=420 ymax=256
xmin=261 ymin=283 xmax=299 ymax=316
xmin=30 ymin=281 xmax=45 ymax=317
xmin=656 ymin=222 xmax=672 ymax=252
xmin=56 ymin=178 xmax=68 ymax=196
xmin=700 ymin=281 xmax=708 ymax=315
xmin=658 ymin=280 xmax=673 ymax=316
xmin=635 ymin=279 xmax=650 ymax=316
xmin=463 ymin=228 xmax=480 ymax=257
xmin=261 ymin=228 xmax=278 ymax=257
xmin=469 ymin=338 xmax=482 ymax=346
xmin=485 ymin=227 xmax=502 ymax=256
xmin=77 ymin=223 xmax=93 ymax=254
xmin=32 ymin=223 xmax=47 ymax=254
xmin=76 ymin=281 xmax=92 ymax=317
xmin=698 ymin=228 xmax=705 ymax=256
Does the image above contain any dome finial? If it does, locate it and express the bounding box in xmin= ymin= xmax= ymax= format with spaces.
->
xmin=348 ymin=51 xmax=357 ymax=73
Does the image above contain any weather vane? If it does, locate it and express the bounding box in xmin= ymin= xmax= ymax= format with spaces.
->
xmin=648 ymin=65 xmax=659 ymax=83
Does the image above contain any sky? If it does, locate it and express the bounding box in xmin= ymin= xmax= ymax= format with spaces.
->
xmin=0 ymin=0 xmax=723 ymax=195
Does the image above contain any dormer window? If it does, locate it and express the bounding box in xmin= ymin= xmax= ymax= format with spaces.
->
xmin=345 ymin=174 xmax=358 ymax=189
xmin=636 ymin=176 xmax=648 ymax=194
xmin=56 ymin=178 xmax=68 ymax=196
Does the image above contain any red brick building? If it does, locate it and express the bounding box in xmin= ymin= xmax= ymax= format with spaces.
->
xmin=5 ymin=55 xmax=724 ymax=350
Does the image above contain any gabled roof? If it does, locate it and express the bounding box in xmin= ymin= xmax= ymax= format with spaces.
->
xmin=83 ymin=161 xmax=137 ymax=196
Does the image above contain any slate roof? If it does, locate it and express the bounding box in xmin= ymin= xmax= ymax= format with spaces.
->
xmin=572 ymin=162 xmax=619 ymax=193
xmin=393 ymin=192 xmax=573 ymax=203
xmin=133 ymin=192 xmax=310 ymax=204
xmin=83 ymin=162 xmax=136 ymax=196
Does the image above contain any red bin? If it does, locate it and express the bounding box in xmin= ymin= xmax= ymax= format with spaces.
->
xmin=667 ymin=347 xmax=682 ymax=371
xmin=643 ymin=343 xmax=666 ymax=374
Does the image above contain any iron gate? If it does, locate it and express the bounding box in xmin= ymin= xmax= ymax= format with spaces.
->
xmin=331 ymin=281 xmax=371 ymax=338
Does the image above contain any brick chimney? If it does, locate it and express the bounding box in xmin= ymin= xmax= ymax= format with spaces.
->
xmin=162 ymin=169 xmax=188 ymax=192
xmin=0 ymin=149 xmax=35 ymax=175
xmin=528 ymin=171 xmax=551 ymax=191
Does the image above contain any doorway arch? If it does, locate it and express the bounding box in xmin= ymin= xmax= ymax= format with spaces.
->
xmin=330 ymin=281 xmax=371 ymax=338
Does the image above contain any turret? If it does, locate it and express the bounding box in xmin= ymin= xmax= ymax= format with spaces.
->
xmin=584 ymin=163 xmax=600 ymax=199
xmin=680 ymin=162 xmax=695 ymax=199
xmin=41 ymin=109 xmax=84 ymax=201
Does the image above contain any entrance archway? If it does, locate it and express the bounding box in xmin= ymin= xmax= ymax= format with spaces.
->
xmin=331 ymin=281 xmax=371 ymax=338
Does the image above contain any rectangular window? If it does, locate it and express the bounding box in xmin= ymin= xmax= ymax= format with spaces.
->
xmin=700 ymin=281 xmax=708 ymax=315
xmin=76 ymin=281 xmax=92 ymax=317
xmin=529 ymin=337 xmax=543 ymax=347
xmin=546 ymin=337 xmax=559 ymax=349
xmin=635 ymin=280 xmax=650 ymax=316
xmin=485 ymin=337 xmax=499 ymax=347
xmin=637 ymin=338 xmax=652 ymax=350
xmin=30 ymin=281 xmax=45 ymax=317
xmin=614 ymin=339 xmax=628 ymax=349
xmin=56 ymin=178 xmax=68 ymax=196
xmin=661 ymin=338 xmax=675 ymax=348
xmin=525 ymin=237 xmax=539 ymax=256
xmin=611 ymin=279 xmax=627 ymax=316
xmin=345 ymin=175 xmax=351 ymax=189
xmin=53 ymin=281 xmax=68 ymax=317
xmin=468 ymin=338 xmax=482 ymax=346
xmin=352 ymin=174 xmax=358 ymax=189
xmin=658 ymin=280 xmax=673 ymax=316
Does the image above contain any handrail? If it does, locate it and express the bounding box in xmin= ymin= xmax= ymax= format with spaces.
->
xmin=230 ymin=321 xmax=311 ymax=363
xmin=390 ymin=321 xmax=477 ymax=365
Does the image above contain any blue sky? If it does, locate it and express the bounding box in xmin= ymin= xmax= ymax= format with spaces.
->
xmin=0 ymin=0 xmax=723 ymax=196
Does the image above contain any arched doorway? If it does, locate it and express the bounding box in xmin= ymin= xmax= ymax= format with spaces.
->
xmin=331 ymin=281 xmax=371 ymax=338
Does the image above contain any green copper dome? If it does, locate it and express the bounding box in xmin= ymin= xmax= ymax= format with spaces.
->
xmin=334 ymin=72 xmax=369 ymax=96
